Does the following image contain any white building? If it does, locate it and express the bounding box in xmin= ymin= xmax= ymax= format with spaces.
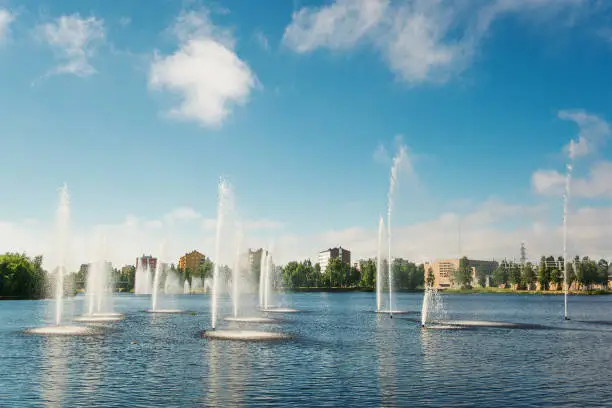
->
xmin=318 ymin=247 xmax=351 ymax=273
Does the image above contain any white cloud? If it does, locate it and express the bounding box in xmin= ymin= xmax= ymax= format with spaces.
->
xmin=0 ymin=9 xmax=15 ymax=42
xmin=283 ymin=0 xmax=389 ymax=52
xmin=558 ymin=110 xmax=611 ymax=159
xmin=254 ymin=30 xmax=270 ymax=51
xmin=37 ymin=14 xmax=105 ymax=78
xmin=163 ymin=206 xmax=201 ymax=224
xmin=149 ymin=9 xmax=257 ymax=127
xmin=533 ymin=161 xmax=612 ymax=198
xmin=276 ymin=200 xmax=612 ymax=265
xmin=283 ymin=0 xmax=590 ymax=84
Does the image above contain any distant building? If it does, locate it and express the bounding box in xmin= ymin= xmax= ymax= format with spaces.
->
xmin=136 ymin=254 xmax=157 ymax=271
xmin=248 ymin=248 xmax=264 ymax=270
xmin=78 ymin=264 xmax=89 ymax=275
xmin=424 ymin=258 xmax=499 ymax=289
xmin=178 ymin=250 xmax=206 ymax=272
xmin=318 ymin=247 xmax=351 ymax=273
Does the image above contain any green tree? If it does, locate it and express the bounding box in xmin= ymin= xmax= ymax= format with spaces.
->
xmin=521 ymin=262 xmax=536 ymax=290
xmin=597 ymin=259 xmax=609 ymax=289
xmin=453 ymin=256 xmax=472 ymax=289
xmin=509 ymin=262 xmax=521 ymax=288
xmin=476 ymin=267 xmax=487 ymax=287
xmin=426 ymin=267 xmax=435 ymax=287
xmin=359 ymin=259 xmax=376 ymax=289
xmin=0 ymin=253 xmax=46 ymax=299
xmin=492 ymin=263 xmax=508 ymax=286
xmin=537 ymin=256 xmax=550 ymax=290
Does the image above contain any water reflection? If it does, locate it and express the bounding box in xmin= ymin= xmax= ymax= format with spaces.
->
xmin=204 ymin=341 xmax=249 ymax=407
xmin=375 ymin=316 xmax=397 ymax=407
xmin=40 ymin=337 xmax=69 ymax=407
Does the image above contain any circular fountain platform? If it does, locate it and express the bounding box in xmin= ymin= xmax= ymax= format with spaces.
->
xmin=74 ymin=313 xmax=125 ymax=323
xmin=423 ymin=320 xmax=544 ymax=330
xmin=376 ymin=310 xmax=412 ymax=314
xmin=25 ymin=325 xmax=95 ymax=336
xmin=225 ymin=316 xmax=278 ymax=323
xmin=145 ymin=309 xmax=184 ymax=314
xmin=202 ymin=329 xmax=291 ymax=341
xmin=261 ymin=308 xmax=299 ymax=313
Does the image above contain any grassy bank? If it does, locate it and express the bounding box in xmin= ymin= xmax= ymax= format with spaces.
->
xmin=442 ymin=287 xmax=611 ymax=295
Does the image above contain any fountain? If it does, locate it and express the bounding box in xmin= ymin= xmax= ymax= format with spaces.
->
xmin=563 ymin=143 xmax=574 ymax=321
xmin=74 ymin=257 xmax=124 ymax=323
xmin=203 ymin=178 xmax=290 ymax=340
xmin=421 ymin=286 xmax=445 ymax=327
xmin=146 ymin=250 xmax=183 ymax=314
xmin=376 ymin=146 xmax=408 ymax=315
xmin=183 ymin=279 xmax=191 ymax=294
xmin=260 ymin=251 xmax=298 ymax=313
xmin=164 ymin=268 xmax=181 ymax=294
xmin=26 ymin=184 xmax=93 ymax=335
xmin=134 ymin=263 xmax=152 ymax=295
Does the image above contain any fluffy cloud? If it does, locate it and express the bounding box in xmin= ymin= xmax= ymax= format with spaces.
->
xmin=0 ymin=204 xmax=286 ymax=272
xmin=279 ymin=200 xmax=612 ymax=265
xmin=533 ymin=161 xmax=612 ymax=198
xmin=283 ymin=0 xmax=591 ymax=84
xmin=558 ymin=110 xmax=611 ymax=159
xmin=0 ymin=9 xmax=14 ymax=42
xmin=149 ymin=9 xmax=257 ymax=127
xmin=37 ymin=14 xmax=105 ymax=77
xmin=2 ymin=196 xmax=611 ymax=273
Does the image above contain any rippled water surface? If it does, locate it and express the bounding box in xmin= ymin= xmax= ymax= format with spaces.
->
xmin=1 ymin=292 xmax=611 ymax=407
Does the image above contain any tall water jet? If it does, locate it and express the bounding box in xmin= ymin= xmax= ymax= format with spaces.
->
xmin=183 ymin=279 xmax=191 ymax=294
xmin=27 ymin=184 xmax=96 ymax=335
xmin=151 ymin=255 xmax=163 ymax=312
xmin=563 ymin=150 xmax=573 ymax=321
xmin=386 ymin=145 xmax=407 ymax=316
xmin=55 ymin=184 xmax=70 ymax=326
xmin=376 ymin=216 xmax=385 ymax=312
xmin=259 ymin=251 xmax=267 ymax=308
xmin=232 ymin=226 xmax=243 ymax=318
xmin=211 ymin=178 xmax=231 ymax=330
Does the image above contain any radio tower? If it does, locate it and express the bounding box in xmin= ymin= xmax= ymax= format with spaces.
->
xmin=520 ymin=242 xmax=527 ymax=265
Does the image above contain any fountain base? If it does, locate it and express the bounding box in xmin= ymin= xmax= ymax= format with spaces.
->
xmin=261 ymin=308 xmax=299 ymax=313
xmin=224 ymin=317 xmax=278 ymax=323
xmin=375 ymin=310 xmax=411 ymax=314
xmin=74 ymin=314 xmax=124 ymax=323
xmin=201 ymin=329 xmax=291 ymax=341
xmin=25 ymin=325 xmax=95 ymax=336
xmin=145 ymin=309 xmax=184 ymax=314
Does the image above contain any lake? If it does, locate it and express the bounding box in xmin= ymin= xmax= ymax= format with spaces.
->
xmin=1 ymin=292 xmax=611 ymax=407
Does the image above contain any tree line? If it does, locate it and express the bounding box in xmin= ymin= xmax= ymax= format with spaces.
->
xmin=280 ymin=257 xmax=425 ymax=290
xmin=0 ymin=253 xmax=50 ymax=299
xmin=449 ymin=255 xmax=610 ymax=291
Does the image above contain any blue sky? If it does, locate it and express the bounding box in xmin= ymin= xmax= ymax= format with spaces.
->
xmin=0 ymin=0 xmax=611 ymax=269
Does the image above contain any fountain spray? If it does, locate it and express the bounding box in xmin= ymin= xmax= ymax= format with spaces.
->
xmin=151 ymin=243 xmax=166 ymax=312
xmin=387 ymin=145 xmax=407 ymax=316
xmin=55 ymin=184 xmax=70 ymax=326
xmin=211 ymin=178 xmax=229 ymax=330
xmin=232 ymin=224 xmax=243 ymax=318
xmin=563 ymin=141 xmax=574 ymax=321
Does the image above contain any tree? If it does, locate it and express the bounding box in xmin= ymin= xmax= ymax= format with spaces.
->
xmin=359 ymin=259 xmax=376 ymax=289
xmin=597 ymin=259 xmax=609 ymax=289
xmin=537 ymin=256 xmax=550 ymax=290
xmin=453 ymin=256 xmax=472 ymax=289
xmin=476 ymin=267 xmax=487 ymax=287
xmin=426 ymin=267 xmax=435 ymax=288
xmin=0 ymin=253 xmax=46 ymax=299
xmin=509 ymin=262 xmax=521 ymax=288
xmin=492 ymin=263 xmax=508 ymax=287
xmin=522 ymin=262 xmax=536 ymax=290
